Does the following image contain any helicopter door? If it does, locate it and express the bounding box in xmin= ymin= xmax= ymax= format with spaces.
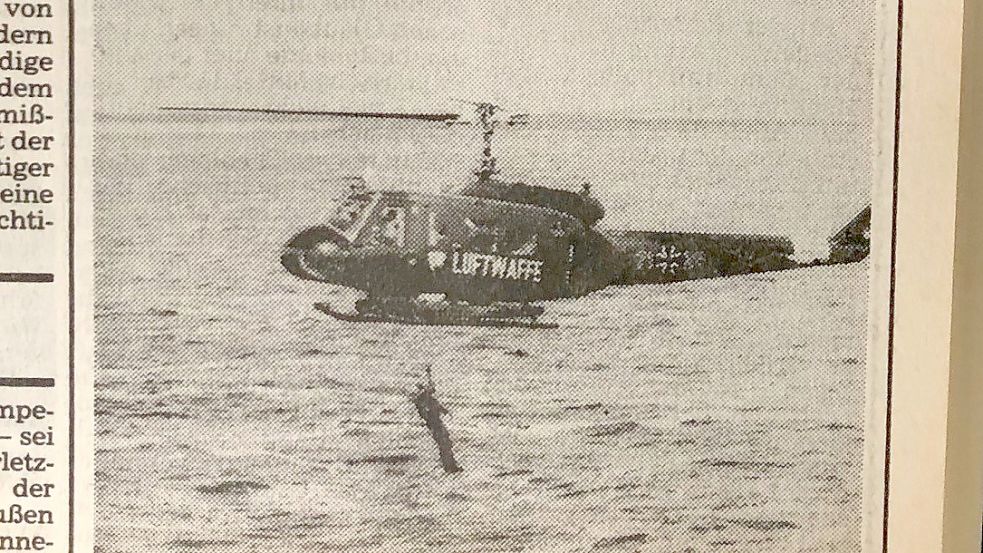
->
xmin=380 ymin=207 xmax=406 ymax=247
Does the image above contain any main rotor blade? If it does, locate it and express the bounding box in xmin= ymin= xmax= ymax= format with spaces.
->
xmin=159 ymin=106 xmax=461 ymax=122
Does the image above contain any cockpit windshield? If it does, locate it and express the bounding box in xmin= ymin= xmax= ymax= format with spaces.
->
xmin=328 ymin=193 xmax=374 ymax=232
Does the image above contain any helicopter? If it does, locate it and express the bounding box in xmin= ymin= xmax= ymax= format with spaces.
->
xmin=163 ymin=102 xmax=869 ymax=329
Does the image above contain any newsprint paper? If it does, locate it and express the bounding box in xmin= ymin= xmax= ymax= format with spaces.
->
xmin=0 ymin=0 xmax=977 ymax=552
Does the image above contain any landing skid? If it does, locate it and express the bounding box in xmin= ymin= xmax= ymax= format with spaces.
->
xmin=313 ymin=298 xmax=559 ymax=329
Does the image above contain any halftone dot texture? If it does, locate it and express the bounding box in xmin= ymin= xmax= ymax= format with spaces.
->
xmin=95 ymin=1 xmax=874 ymax=552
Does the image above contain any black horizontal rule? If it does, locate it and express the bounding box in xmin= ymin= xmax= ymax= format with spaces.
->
xmin=0 ymin=272 xmax=54 ymax=283
xmin=0 ymin=377 xmax=54 ymax=388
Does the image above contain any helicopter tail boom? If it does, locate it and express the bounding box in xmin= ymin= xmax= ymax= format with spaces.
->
xmin=601 ymin=229 xmax=799 ymax=285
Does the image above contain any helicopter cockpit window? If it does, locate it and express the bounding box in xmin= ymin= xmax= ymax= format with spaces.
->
xmin=328 ymin=193 xmax=373 ymax=232
xmin=365 ymin=206 xmax=405 ymax=247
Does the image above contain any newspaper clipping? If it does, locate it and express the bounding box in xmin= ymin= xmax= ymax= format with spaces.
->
xmin=0 ymin=0 xmax=909 ymax=552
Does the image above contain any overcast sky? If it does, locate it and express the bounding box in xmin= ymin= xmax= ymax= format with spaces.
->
xmin=94 ymin=0 xmax=874 ymax=120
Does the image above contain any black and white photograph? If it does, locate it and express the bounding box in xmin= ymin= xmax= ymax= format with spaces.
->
xmin=93 ymin=1 xmax=885 ymax=551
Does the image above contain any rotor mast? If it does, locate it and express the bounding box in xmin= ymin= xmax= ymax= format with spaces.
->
xmin=472 ymin=102 xmax=500 ymax=182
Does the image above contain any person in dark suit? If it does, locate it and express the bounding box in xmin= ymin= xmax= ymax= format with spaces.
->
xmin=411 ymin=366 xmax=461 ymax=473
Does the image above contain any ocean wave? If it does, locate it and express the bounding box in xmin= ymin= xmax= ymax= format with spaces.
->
xmin=195 ymin=480 xmax=269 ymax=495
